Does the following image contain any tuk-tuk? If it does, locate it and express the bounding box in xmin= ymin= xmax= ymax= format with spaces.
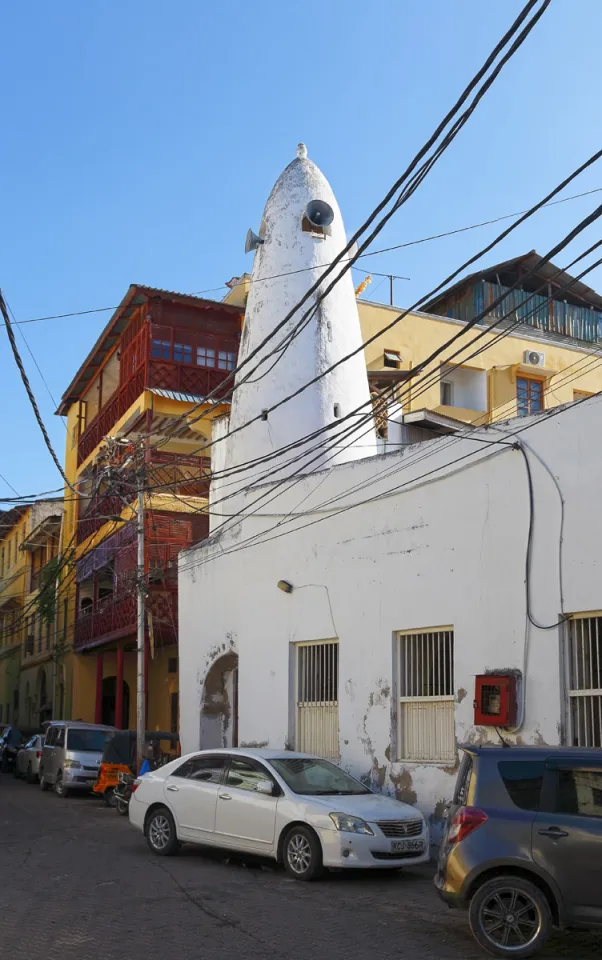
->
xmin=93 ymin=730 xmax=180 ymax=804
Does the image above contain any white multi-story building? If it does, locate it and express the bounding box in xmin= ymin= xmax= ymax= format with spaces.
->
xmin=178 ymin=145 xmax=602 ymax=845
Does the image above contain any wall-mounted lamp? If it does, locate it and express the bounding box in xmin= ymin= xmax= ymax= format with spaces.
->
xmin=277 ymin=580 xmax=294 ymax=594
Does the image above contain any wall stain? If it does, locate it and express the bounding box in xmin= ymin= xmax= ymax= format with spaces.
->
xmin=456 ymin=687 xmax=467 ymax=703
xmin=389 ymin=769 xmax=417 ymax=805
xmin=240 ymin=740 xmax=269 ymax=748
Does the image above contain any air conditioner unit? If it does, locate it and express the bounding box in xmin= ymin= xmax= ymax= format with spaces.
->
xmin=523 ymin=349 xmax=545 ymax=367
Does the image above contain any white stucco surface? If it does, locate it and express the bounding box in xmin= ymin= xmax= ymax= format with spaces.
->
xmin=226 ymin=145 xmax=376 ymax=483
xmin=180 ymin=397 xmax=602 ymax=840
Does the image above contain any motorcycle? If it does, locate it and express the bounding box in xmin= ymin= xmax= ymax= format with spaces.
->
xmin=113 ymin=770 xmax=136 ymax=816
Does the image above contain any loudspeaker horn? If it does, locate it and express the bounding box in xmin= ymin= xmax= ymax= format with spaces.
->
xmin=245 ymin=228 xmax=264 ymax=254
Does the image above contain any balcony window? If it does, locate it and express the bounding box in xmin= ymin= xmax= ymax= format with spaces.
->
xmin=151 ymin=339 xmax=171 ymax=360
xmin=173 ymin=342 xmax=192 ymax=364
xmin=517 ymin=376 xmax=543 ymax=417
xmin=218 ymin=350 xmax=236 ymax=371
xmin=197 ymin=346 xmax=216 ymax=368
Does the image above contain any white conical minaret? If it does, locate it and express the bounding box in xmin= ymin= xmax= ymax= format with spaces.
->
xmin=226 ymin=144 xmax=377 ymax=484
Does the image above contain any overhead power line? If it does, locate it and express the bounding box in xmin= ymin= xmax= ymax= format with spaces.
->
xmin=145 ymin=2 xmax=554 ymax=459
xmin=0 ymin=289 xmax=75 ymax=491
xmin=3 ymin=184 xmax=601 ymax=332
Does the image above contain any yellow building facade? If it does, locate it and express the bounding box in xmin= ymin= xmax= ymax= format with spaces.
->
xmin=57 ymin=285 xmax=243 ymax=732
xmin=225 ymin=250 xmax=602 ymax=434
xmin=0 ymin=500 xmax=63 ymax=730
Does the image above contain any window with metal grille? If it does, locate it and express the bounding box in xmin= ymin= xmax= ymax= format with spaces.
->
xmin=517 ymin=376 xmax=543 ymax=416
xmin=567 ymin=616 xmax=602 ymax=747
xmin=295 ymin=640 xmax=339 ymax=761
xmin=397 ymin=628 xmax=455 ymax=762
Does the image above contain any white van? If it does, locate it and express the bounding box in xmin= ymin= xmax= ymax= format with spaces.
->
xmin=40 ymin=721 xmax=115 ymax=797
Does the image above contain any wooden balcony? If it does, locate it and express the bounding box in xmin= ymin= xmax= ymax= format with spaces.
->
xmin=76 ymin=454 xmax=210 ymax=544
xmin=73 ymin=587 xmax=177 ymax=652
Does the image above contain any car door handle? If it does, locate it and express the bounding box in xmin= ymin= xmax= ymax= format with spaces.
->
xmin=166 ymin=785 xmax=179 ymax=792
xmin=538 ymin=826 xmax=569 ymax=838
xmin=219 ymin=793 xmax=232 ymax=800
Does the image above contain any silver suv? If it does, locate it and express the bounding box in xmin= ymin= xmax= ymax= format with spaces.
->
xmin=435 ymin=744 xmax=602 ymax=958
xmin=40 ymin=722 xmax=115 ymax=797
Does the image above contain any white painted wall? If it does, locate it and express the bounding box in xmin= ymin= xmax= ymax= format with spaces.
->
xmin=441 ymin=364 xmax=487 ymax=411
xmin=179 ymin=394 xmax=602 ymax=843
xmin=226 ymin=145 xmax=376 ymax=484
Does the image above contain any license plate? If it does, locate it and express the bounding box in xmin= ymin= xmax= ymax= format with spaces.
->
xmin=391 ymin=839 xmax=425 ymax=854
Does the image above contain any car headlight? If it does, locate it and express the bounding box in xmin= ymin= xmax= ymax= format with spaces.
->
xmin=329 ymin=813 xmax=374 ymax=835
xmin=63 ymin=759 xmax=81 ymax=769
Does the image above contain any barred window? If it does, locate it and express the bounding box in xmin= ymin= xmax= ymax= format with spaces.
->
xmin=398 ymin=628 xmax=455 ymax=762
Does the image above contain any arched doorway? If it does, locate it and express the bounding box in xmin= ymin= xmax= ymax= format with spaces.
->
xmin=101 ymin=676 xmax=130 ymax=728
xmin=200 ymin=653 xmax=238 ymax=749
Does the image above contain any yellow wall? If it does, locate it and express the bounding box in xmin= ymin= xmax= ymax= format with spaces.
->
xmin=71 ymin=645 xmax=177 ymax=732
xmin=0 ymin=509 xmax=30 ymax=722
xmin=357 ymin=300 xmax=602 ymax=421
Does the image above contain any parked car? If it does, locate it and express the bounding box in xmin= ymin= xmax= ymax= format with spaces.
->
xmin=39 ymin=721 xmax=115 ymax=797
xmin=0 ymin=727 xmax=24 ymax=772
xmin=435 ymin=744 xmax=602 ymax=958
xmin=14 ymin=734 xmax=45 ymax=783
xmin=129 ymin=748 xmax=429 ymax=879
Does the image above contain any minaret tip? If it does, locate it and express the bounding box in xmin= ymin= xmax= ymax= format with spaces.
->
xmin=296 ymin=142 xmax=308 ymax=160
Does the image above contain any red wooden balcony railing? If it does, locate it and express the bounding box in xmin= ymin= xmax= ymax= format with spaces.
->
xmin=76 ymin=454 xmax=211 ymax=545
xmin=73 ymin=587 xmax=177 ymax=652
xmin=77 ymin=317 xmax=239 ymax=466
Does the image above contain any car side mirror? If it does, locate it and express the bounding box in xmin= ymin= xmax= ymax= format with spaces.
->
xmin=256 ymin=780 xmax=274 ymax=796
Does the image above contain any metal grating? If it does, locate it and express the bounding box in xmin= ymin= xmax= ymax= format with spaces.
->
xmin=567 ymin=617 xmax=602 ymax=747
xmin=398 ymin=629 xmax=455 ymax=762
xmin=376 ymin=819 xmax=423 ymax=838
xmin=295 ymin=640 xmax=339 ymax=761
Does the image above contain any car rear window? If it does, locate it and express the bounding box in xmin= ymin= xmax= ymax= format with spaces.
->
xmin=498 ymin=760 xmax=545 ymax=811
xmin=454 ymin=753 xmax=474 ymax=805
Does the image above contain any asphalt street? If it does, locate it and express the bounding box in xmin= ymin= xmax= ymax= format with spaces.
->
xmin=0 ymin=774 xmax=599 ymax=960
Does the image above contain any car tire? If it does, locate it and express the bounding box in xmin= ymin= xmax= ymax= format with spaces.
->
xmin=13 ymin=762 xmax=20 ymax=779
xmin=146 ymin=807 xmax=180 ymax=856
xmin=283 ymin=825 xmax=323 ymax=881
xmin=468 ymin=875 xmax=552 ymax=959
xmin=26 ymin=763 xmax=35 ymax=784
xmin=54 ymin=773 xmax=70 ymax=799
xmin=39 ymin=769 xmax=50 ymax=791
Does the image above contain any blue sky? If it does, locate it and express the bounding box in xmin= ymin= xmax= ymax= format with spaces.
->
xmin=1 ymin=0 xmax=600 ymax=496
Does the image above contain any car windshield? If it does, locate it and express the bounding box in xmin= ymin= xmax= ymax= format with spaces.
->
xmin=66 ymin=729 xmax=111 ymax=753
xmin=270 ymin=757 xmax=371 ymax=796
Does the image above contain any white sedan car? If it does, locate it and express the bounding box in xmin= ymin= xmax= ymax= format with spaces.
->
xmin=129 ymin=748 xmax=429 ymax=880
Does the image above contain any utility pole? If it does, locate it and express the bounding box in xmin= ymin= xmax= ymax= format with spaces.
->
xmin=136 ymin=461 xmax=146 ymax=774
xmin=389 ymin=274 xmax=394 ymax=306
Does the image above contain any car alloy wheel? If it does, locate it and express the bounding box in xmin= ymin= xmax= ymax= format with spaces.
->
xmin=469 ymin=876 xmax=552 ymax=958
xmin=283 ymin=826 xmax=323 ymax=881
xmin=146 ymin=808 xmax=179 ymax=857
xmin=54 ymin=774 xmax=69 ymax=799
